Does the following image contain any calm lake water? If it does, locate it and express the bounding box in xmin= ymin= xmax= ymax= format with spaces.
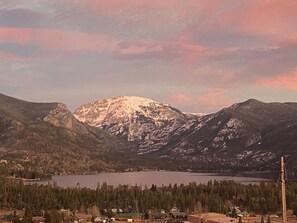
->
xmin=28 ymin=171 xmax=270 ymax=189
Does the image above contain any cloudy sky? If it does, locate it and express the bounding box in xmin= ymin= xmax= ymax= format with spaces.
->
xmin=1 ymin=0 xmax=297 ymax=113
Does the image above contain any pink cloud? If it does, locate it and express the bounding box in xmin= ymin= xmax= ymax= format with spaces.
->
xmin=239 ymin=0 xmax=297 ymax=37
xmin=0 ymin=27 xmax=118 ymax=53
xmin=116 ymin=42 xmax=163 ymax=56
xmin=0 ymin=51 xmax=24 ymax=61
xmin=67 ymin=0 xmax=219 ymax=14
xmin=257 ymin=70 xmax=297 ymax=90
xmin=197 ymin=89 xmax=234 ymax=111
xmin=166 ymin=89 xmax=236 ymax=113
xmin=115 ymin=42 xmax=204 ymax=60
xmin=168 ymin=93 xmax=192 ymax=105
xmin=202 ymin=0 xmax=297 ymax=39
xmin=114 ymin=41 xmax=236 ymax=63
xmin=65 ymin=0 xmax=221 ymax=28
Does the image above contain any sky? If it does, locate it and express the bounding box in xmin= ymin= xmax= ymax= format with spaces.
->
xmin=0 ymin=0 xmax=297 ymax=114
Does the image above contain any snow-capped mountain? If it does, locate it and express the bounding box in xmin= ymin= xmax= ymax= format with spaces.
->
xmin=2 ymin=92 xmax=297 ymax=173
xmin=74 ymin=97 xmax=297 ymax=172
xmin=74 ymin=96 xmax=198 ymax=154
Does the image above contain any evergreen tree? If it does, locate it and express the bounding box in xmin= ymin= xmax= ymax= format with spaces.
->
xmin=238 ymin=216 xmax=243 ymax=223
xmin=90 ymin=205 xmax=100 ymax=217
xmin=45 ymin=210 xmax=62 ymax=223
xmin=22 ymin=207 xmax=33 ymax=223
xmin=12 ymin=210 xmax=21 ymax=223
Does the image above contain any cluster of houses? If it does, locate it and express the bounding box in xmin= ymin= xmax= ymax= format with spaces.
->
xmin=0 ymin=207 xmax=188 ymax=223
xmin=0 ymin=207 xmax=286 ymax=223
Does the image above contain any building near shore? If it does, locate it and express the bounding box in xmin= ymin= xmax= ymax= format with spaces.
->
xmin=115 ymin=213 xmax=142 ymax=222
xmin=188 ymin=213 xmax=238 ymax=223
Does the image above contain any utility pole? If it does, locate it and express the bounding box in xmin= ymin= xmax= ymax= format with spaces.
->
xmin=280 ymin=156 xmax=287 ymax=223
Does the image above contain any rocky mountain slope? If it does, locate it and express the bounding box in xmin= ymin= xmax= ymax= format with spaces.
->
xmin=156 ymin=99 xmax=297 ymax=171
xmin=74 ymin=96 xmax=200 ymax=154
xmin=74 ymin=97 xmax=297 ymax=172
xmin=0 ymin=93 xmax=133 ymax=176
xmin=2 ymin=93 xmax=297 ymax=175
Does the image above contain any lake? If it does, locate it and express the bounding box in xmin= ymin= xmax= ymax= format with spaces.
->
xmin=28 ymin=171 xmax=270 ymax=189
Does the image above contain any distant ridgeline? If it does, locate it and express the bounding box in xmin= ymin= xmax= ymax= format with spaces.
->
xmin=1 ymin=93 xmax=297 ymax=177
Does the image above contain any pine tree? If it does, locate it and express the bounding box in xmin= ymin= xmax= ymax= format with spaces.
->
xmin=238 ymin=216 xmax=243 ymax=223
xmin=12 ymin=210 xmax=21 ymax=223
xmin=22 ymin=207 xmax=33 ymax=223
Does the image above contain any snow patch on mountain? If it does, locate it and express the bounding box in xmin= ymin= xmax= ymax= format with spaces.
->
xmin=74 ymin=96 xmax=193 ymax=154
xmin=74 ymin=96 xmax=182 ymax=127
xmin=185 ymin=112 xmax=206 ymax=117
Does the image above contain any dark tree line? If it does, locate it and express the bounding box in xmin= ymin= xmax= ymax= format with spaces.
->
xmin=1 ymin=177 xmax=297 ymax=215
xmin=0 ymin=164 xmax=51 ymax=180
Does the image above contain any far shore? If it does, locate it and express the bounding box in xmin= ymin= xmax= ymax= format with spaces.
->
xmin=7 ymin=169 xmax=281 ymax=184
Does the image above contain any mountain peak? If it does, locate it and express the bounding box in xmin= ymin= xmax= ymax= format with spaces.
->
xmin=104 ymin=96 xmax=159 ymax=111
xmin=228 ymin=98 xmax=264 ymax=110
xmin=242 ymin=98 xmax=264 ymax=105
xmin=114 ymin=95 xmax=155 ymax=102
xmin=74 ymin=96 xmax=184 ymax=128
xmin=73 ymin=96 xmax=188 ymax=152
xmin=73 ymin=96 xmax=169 ymax=125
xmin=0 ymin=92 xmax=66 ymax=120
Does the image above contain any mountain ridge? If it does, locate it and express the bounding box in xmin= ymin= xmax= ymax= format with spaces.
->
xmin=74 ymin=96 xmax=191 ymax=154
xmin=0 ymin=93 xmax=136 ymax=177
xmin=1 ymin=93 xmax=297 ymax=175
xmin=74 ymin=96 xmax=297 ymax=173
